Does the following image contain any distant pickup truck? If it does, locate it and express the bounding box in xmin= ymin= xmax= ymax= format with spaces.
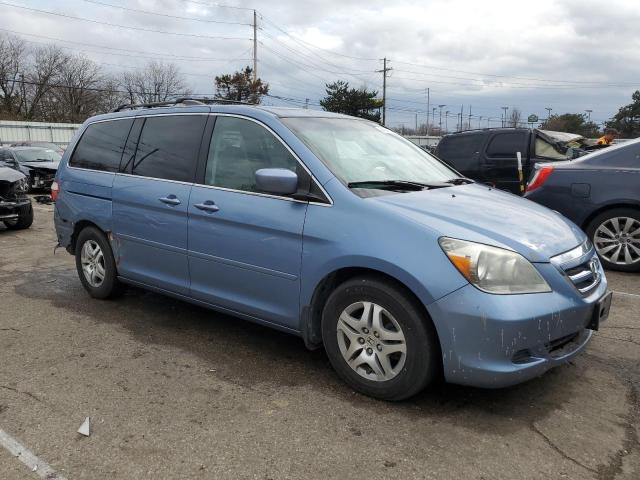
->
xmin=434 ymin=128 xmax=602 ymax=194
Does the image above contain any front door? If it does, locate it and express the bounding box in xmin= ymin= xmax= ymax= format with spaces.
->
xmin=188 ymin=115 xmax=308 ymax=328
xmin=482 ymin=131 xmax=529 ymax=194
xmin=112 ymin=114 xmax=208 ymax=294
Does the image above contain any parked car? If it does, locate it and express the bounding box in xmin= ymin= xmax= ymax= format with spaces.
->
xmin=435 ymin=128 xmax=593 ymax=194
xmin=525 ymin=138 xmax=640 ymax=272
xmin=10 ymin=141 xmax=65 ymax=155
xmin=53 ymin=101 xmax=610 ymax=400
xmin=0 ymin=167 xmax=33 ymax=230
xmin=0 ymin=146 xmax=61 ymax=191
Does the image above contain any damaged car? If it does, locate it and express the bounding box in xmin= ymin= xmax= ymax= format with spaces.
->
xmin=0 ymin=146 xmax=61 ymax=191
xmin=435 ymin=128 xmax=594 ymax=194
xmin=0 ymin=167 xmax=33 ymax=230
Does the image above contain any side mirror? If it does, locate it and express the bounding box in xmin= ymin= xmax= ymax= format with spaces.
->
xmin=255 ymin=168 xmax=298 ymax=195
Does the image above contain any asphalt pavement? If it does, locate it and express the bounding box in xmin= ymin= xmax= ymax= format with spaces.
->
xmin=0 ymin=202 xmax=638 ymax=479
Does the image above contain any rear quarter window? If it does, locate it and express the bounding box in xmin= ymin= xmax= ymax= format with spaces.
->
xmin=69 ymin=119 xmax=134 ymax=172
xmin=436 ymin=133 xmax=484 ymax=171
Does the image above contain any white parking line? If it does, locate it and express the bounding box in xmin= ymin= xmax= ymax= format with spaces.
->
xmin=0 ymin=428 xmax=68 ymax=480
xmin=612 ymin=290 xmax=640 ymax=299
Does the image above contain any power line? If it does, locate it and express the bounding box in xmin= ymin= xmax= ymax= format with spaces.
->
xmin=82 ymin=0 xmax=252 ymax=25
xmin=258 ymin=13 xmax=379 ymax=61
xmin=1 ymin=28 xmax=252 ymax=63
xmin=0 ymin=1 xmax=251 ymax=41
xmin=180 ymin=0 xmax=256 ymax=11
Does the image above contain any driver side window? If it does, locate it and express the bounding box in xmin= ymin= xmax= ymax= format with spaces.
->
xmin=205 ymin=116 xmax=298 ymax=193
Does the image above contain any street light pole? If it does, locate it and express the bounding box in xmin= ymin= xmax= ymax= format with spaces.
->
xmin=585 ymin=109 xmax=593 ymax=121
xmin=545 ymin=107 xmax=553 ymax=119
xmin=438 ymin=104 xmax=445 ymax=134
xmin=445 ymin=111 xmax=450 ymax=133
xmin=426 ymin=88 xmax=430 ymax=136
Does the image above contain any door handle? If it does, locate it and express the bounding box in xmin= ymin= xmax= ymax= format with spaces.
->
xmin=194 ymin=200 xmax=219 ymax=213
xmin=159 ymin=195 xmax=181 ymax=206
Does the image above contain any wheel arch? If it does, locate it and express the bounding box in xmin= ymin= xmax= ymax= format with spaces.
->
xmin=68 ymin=219 xmax=109 ymax=255
xmin=581 ymin=202 xmax=640 ymax=231
xmin=301 ymin=266 xmax=441 ymax=355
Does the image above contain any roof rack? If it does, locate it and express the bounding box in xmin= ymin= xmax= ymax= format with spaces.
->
xmin=112 ymin=97 xmax=256 ymax=113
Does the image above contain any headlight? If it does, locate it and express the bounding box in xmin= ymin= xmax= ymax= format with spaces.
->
xmin=14 ymin=178 xmax=28 ymax=192
xmin=439 ymin=237 xmax=551 ymax=294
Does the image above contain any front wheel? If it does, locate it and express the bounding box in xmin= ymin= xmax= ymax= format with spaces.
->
xmin=3 ymin=203 xmax=33 ymax=230
xmin=321 ymin=276 xmax=440 ymax=401
xmin=587 ymin=208 xmax=640 ymax=272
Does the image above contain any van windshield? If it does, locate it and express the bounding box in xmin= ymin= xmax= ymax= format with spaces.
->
xmin=282 ymin=117 xmax=457 ymax=186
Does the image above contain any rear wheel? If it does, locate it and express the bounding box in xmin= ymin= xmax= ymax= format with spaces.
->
xmin=587 ymin=208 xmax=640 ymax=272
xmin=321 ymin=276 xmax=440 ymax=401
xmin=3 ymin=203 xmax=33 ymax=230
xmin=75 ymin=226 xmax=123 ymax=298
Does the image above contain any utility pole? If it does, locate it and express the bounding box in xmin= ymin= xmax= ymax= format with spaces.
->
xmin=445 ymin=111 xmax=450 ymax=133
xmin=545 ymin=107 xmax=552 ymax=119
xmin=460 ymin=104 xmax=464 ymax=130
xmin=426 ymin=88 xmax=430 ymax=136
xmin=415 ymin=113 xmax=418 ymax=132
xmin=585 ymin=109 xmax=592 ymax=121
xmin=376 ymin=58 xmax=392 ymax=126
xmin=304 ymin=98 xmax=309 ymax=109
xmin=438 ymin=104 xmax=445 ymax=133
xmin=478 ymin=116 xmax=483 ymax=129
xmin=468 ymin=105 xmax=472 ymax=130
xmin=252 ymin=10 xmax=258 ymax=82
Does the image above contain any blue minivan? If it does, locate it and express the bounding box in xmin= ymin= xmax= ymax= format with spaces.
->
xmin=53 ymin=100 xmax=612 ymax=400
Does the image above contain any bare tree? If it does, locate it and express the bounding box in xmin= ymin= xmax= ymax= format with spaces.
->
xmin=47 ymin=55 xmax=103 ymax=122
xmin=96 ymin=76 xmax=127 ymax=113
xmin=121 ymin=61 xmax=189 ymax=104
xmin=23 ymin=44 xmax=67 ymax=119
xmin=0 ymin=34 xmax=27 ymax=118
xmin=508 ymin=108 xmax=522 ymax=128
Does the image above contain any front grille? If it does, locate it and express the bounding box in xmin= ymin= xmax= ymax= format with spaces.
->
xmin=564 ymin=258 xmax=601 ymax=294
xmin=551 ymin=241 xmax=601 ymax=295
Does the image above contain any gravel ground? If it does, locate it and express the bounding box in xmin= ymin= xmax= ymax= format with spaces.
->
xmin=0 ymin=202 xmax=638 ymax=480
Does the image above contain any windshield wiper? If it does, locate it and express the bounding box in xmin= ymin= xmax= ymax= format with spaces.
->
xmin=347 ymin=180 xmax=451 ymax=191
xmin=445 ymin=177 xmax=474 ymax=185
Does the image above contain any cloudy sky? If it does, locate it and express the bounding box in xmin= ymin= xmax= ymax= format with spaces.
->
xmin=2 ymin=0 xmax=639 ymax=128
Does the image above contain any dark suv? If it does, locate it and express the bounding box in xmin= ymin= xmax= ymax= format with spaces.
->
xmin=435 ymin=128 xmax=590 ymax=194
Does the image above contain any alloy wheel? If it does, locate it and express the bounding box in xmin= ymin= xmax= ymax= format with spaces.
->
xmin=594 ymin=216 xmax=640 ymax=266
xmin=336 ymin=301 xmax=407 ymax=382
xmin=80 ymin=240 xmax=106 ymax=287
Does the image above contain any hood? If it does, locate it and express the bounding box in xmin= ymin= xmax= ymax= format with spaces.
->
xmin=372 ymin=184 xmax=585 ymax=262
xmin=0 ymin=166 xmax=27 ymax=183
xmin=20 ymin=161 xmax=60 ymax=171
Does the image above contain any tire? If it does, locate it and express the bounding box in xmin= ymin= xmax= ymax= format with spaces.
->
xmin=586 ymin=208 xmax=640 ymax=272
xmin=3 ymin=203 xmax=33 ymax=230
xmin=321 ymin=276 xmax=440 ymax=401
xmin=75 ymin=226 xmax=124 ymax=299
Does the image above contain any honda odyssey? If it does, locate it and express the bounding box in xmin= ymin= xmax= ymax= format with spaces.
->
xmin=53 ymin=100 xmax=611 ymax=400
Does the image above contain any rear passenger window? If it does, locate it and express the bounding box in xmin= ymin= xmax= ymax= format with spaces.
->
xmin=437 ymin=134 xmax=484 ymax=170
xmin=131 ymin=115 xmax=207 ymax=182
xmin=69 ymin=119 xmax=133 ymax=172
xmin=486 ymin=132 xmax=527 ymax=157
xmin=204 ymin=116 xmax=298 ymax=193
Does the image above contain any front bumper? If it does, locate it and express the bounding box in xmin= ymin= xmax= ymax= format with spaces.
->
xmin=30 ymin=172 xmax=56 ymax=189
xmin=0 ymin=197 xmax=31 ymax=221
xmin=428 ymin=259 xmax=608 ymax=388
